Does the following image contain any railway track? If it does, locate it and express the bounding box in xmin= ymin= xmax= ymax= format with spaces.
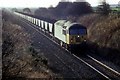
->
xmin=73 ymin=54 xmax=111 ymax=80
xmin=15 ymin=14 xmax=120 ymax=80
xmin=87 ymin=55 xmax=120 ymax=78
xmin=73 ymin=54 xmax=120 ymax=80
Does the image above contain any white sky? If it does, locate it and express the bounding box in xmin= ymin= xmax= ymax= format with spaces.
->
xmin=0 ymin=0 xmax=119 ymax=8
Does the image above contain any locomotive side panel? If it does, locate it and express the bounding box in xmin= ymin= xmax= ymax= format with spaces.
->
xmin=54 ymin=24 xmax=67 ymax=43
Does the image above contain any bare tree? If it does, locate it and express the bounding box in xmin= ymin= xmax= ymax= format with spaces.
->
xmin=23 ymin=8 xmax=31 ymax=14
xmin=97 ymin=0 xmax=111 ymax=15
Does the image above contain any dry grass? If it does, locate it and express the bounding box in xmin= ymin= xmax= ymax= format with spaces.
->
xmin=88 ymin=14 xmax=120 ymax=50
xmin=76 ymin=13 xmax=120 ymax=65
xmin=71 ymin=13 xmax=120 ymax=51
xmin=2 ymin=20 xmax=59 ymax=79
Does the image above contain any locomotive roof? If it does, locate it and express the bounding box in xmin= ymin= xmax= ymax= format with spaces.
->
xmin=55 ymin=20 xmax=86 ymax=29
xmin=16 ymin=11 xmax=57 ymax=23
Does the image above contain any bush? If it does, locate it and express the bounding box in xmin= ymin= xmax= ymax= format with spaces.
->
xmin=97 ymin=2 xmax=111 ymax=15
xmin=2 ymin=21 xmax=53 ymax=78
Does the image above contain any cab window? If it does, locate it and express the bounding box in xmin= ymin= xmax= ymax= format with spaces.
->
xmin=62 ymin=29 xmax=66 ymax=35
xmin=69 ymin=29 xmax=87 ymax=35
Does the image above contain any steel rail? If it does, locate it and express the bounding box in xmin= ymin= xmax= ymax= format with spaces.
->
xmin=72 ymin=54 xmax=111 ymax=80
xmin=87 ymin=55 xmax=120 ymax=77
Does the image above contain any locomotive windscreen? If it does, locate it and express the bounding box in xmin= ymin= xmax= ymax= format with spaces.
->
xmin=69 ymin=29 xmax=87 ymax=35
xmin=69 ymin=24 xmax=87 ymax=35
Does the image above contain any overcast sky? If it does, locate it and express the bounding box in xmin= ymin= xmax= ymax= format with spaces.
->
xmin=0 ymin=0 xmax=119 ymax=8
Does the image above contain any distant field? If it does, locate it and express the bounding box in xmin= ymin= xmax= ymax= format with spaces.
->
xmin=92 ymin=6 xmax=120 ymax=13
xmin=111 ymin=7 xmax=120 ymax=12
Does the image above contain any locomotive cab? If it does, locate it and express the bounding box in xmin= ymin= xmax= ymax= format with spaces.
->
xmin=67 ymin=24 xmax=87 ymax=45
xmin=54 ymin=20 xmax=87 ymax=51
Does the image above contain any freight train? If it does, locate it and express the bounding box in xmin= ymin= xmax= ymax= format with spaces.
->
xmin=14 ymin=11 xmax=87 ymax=51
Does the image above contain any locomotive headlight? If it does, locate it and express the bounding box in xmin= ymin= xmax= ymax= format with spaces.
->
xmin=77 ymin=35 xmax=80 ymax=37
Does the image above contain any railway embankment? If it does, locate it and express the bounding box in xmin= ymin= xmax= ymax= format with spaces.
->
xmin=2 ymin=20 xmax=60 ymax=79
xmin=77 ymin=13 xmax=120 ymax=67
